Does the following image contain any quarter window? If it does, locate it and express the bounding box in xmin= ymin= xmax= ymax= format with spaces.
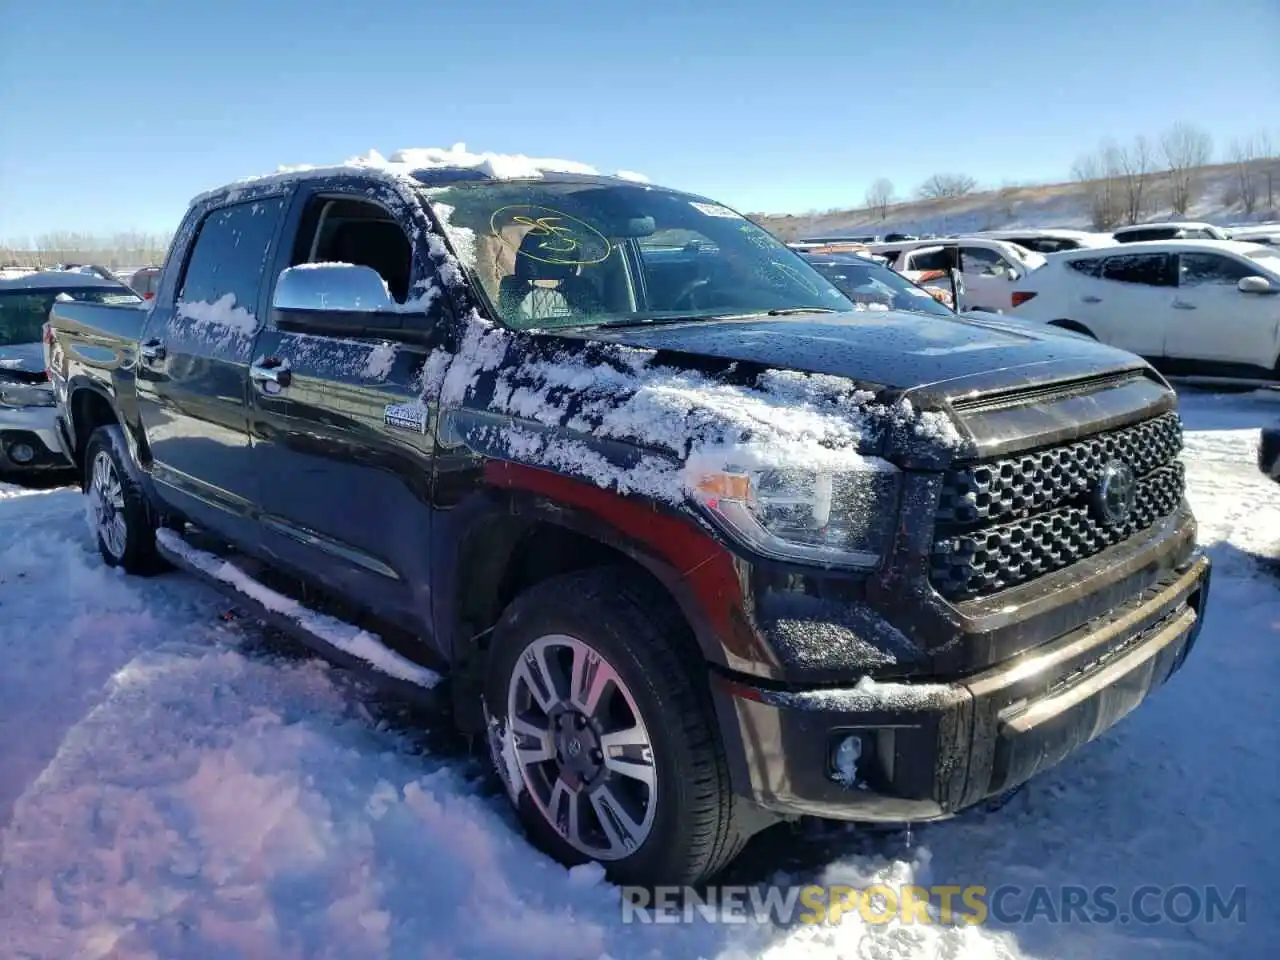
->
xmin=1066 ymin=257 xmax=1103 ymax=277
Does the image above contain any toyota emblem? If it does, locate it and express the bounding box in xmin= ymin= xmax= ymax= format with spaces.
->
xmin=1092 ymin=460 xmax=1137 ymax=526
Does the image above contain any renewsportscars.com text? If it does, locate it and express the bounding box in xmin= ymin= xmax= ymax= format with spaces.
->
xmin=620 ymin=884 xmax=1247 ymax=927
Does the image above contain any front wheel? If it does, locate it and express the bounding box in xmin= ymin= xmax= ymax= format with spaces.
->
xmin=83 ymin=424 xmax=167 ymax=575
xmin=482 ymin=568 xmax=749 ymax=886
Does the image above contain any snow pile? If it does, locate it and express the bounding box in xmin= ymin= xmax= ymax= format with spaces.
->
xmin=362 ymin=342 xmax=397 ymax=380
xmin=155 ymin=529 xmax=441 ymax=690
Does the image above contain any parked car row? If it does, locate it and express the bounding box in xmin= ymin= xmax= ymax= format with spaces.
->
xmin=40 ymin=149 xmax=1214 ymax=886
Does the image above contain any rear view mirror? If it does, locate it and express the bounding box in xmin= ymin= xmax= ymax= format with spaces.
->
xmin=273 ymin=263 xmax=393 ymax=312
xmin=1239 ymin=275 xmax=1274 ymax=294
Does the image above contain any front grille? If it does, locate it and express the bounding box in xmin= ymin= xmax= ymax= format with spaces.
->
xmin=931 ymin=412 xmax=1184 ymax=601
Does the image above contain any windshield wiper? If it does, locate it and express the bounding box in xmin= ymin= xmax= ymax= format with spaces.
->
xmin=764 ymin=306 xmax=840 ymax=316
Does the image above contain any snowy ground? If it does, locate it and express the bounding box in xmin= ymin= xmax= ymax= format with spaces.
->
xmin=1 ymin=390 xmax=1278 ymax=960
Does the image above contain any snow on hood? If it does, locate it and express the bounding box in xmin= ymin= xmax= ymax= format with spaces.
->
xmin=416 ymin=307 xmax=961 ymax=506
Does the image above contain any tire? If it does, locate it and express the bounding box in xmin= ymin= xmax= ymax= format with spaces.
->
xmin=83 ymin=424 xmax=167 ymax=575
xmin=482 ymin=567 xmax=749 ymax=886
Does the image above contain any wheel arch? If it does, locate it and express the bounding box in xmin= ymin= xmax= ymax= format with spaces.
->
xmin=1048 ymin=318 xmax=1097 ymax=339
xmin=442 ymin=464 xmax=753 ymax=734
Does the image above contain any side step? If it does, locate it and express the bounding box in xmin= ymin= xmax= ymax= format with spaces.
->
xmin=154 ymin=528 xmax=444 ymax=707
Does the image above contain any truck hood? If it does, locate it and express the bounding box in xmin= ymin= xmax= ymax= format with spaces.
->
xmin=555 ymin=309 xmax=1147 ymax=402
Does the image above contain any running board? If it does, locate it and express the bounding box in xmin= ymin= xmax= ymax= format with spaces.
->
xmin=154 ymin=528 xmax=444 ymax=706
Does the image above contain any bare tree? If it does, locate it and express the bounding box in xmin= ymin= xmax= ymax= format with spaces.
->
xmin=1259 ymin=130 xmax=1277 ymax=212
xmin=1073 ymin=140 xmax=1124 ymax=230
xmin=1117 ymin=134 xmax=1155 ymax=225
xmin=917 ymin=173 xmax=978 ymax=201
xmin=1 ymin=232 xmax=173 ymax=270
xmin=1229 ymin=136 xmax=1260 ymax=214
xmin=864 ymin=178 xmax=894 ymax=220
xmin=1160 ymin=122 xmax=1214 ymax=215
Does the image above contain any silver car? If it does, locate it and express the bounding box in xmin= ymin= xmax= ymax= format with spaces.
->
xmin=1 ymin=271 xmax=142 ymax=479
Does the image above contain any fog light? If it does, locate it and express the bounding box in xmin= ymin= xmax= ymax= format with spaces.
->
xmin=7 ymin=442 xmax=35 ymax=464
xmin=829 ymin=734 xmax=863 ymax=787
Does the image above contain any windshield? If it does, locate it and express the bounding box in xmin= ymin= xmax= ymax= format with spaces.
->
xmin=0 ymin=287 xmax=140 ymax=346
xmin=804 ymin=258 xmax=954 ymax=317
xmin=1245 ymin=249 xmax=1280 ymax=276
xmin=421 ymin=181 xmax=853 ymax=329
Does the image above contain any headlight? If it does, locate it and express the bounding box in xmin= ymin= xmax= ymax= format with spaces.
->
xmin=0 ymin=383 xmax=56 ymax=408
xmin=691 ymin=461 xmax=902 ymax=568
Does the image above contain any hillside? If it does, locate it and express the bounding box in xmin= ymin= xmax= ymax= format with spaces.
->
xmin=754 ymin=160 xmax=1280 ymax=240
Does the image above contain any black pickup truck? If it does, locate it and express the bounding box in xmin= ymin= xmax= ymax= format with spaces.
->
xmin=45 ymin=153 xmax=1211 ymax=886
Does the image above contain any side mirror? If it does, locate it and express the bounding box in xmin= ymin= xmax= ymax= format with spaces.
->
xmin=270 ymin=263 xmax=415 ymax=339
xmin=273 ymin=263 xmax=393 ymax=312
xmin=1238 ymin=276 xmax=1274 ymax=294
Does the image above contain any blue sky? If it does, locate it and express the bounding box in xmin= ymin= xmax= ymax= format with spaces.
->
xmin=1 ymin=0 xmax=1276 ymax=239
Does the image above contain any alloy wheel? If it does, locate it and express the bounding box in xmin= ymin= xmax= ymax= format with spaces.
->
xmin=505 ymin=633 xmax=658 ymax=860
xmin=89 ymin=450 xmax=127 ymax=560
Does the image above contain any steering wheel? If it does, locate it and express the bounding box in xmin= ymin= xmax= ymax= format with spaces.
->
xmin=670 ymin=277 xmax=712 ymax=312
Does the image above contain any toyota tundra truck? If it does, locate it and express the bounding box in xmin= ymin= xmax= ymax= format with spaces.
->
xmin=44 ymin=147 xmax=1211 ymax=886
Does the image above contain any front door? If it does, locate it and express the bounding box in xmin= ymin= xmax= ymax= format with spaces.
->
xmin=134 ymin=193 xmax=288 ymax=540
xmin=1164 ymin=252 xmax=1279 ymax=369
xmin=245 ymin=181 xmax=446 ymax=635
xmin=959 ymin=245 xmax=1018 ymax=312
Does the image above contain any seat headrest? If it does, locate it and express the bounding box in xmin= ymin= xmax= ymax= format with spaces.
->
xmin=513 ymin=229 xmax=577 ymax=281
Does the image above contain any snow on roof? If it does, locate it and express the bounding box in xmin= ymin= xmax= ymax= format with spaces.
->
xmin=191 ymin=143 xmax=650 ymax=207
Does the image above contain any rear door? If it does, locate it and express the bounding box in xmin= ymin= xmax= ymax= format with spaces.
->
xmin=134 ymin=192 xmax=288 ymax=542
xmin=244 ymin=179 xmax=447 ymax=635
xmin=1164 ymin=251 xmax=1279 ymax=367
xmin=1086 ymin=252 xmax=1175 ymax=356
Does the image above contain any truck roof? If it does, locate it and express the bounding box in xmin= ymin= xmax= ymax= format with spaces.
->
xmin=190 ymin=144 xmax=659 ymax=207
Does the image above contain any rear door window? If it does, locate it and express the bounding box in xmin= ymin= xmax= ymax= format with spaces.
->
xmin=179 ymin=197 xmax=287 ymax=315
xmin=1101 ymin=253 xmax=1174 ymax=286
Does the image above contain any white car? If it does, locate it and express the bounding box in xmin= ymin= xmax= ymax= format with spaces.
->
xmin=868 ymin=238 xmax=1046 ymax=313
xmin=969 ymin=228 xmax=1114 ymax=254
xmin=1113 ymin=221 xmax=1231 ymax=243
xmin=1008 ymin=240 xmax=1280 ymax=377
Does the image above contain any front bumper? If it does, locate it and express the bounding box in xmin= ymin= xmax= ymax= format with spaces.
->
xmin=0 ymin=404 xmax=72 ymax=473
xmin=710 ymin=550 xmax=1211 ymax=822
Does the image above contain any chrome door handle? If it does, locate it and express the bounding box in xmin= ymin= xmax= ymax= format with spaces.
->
xmin=249 ymin=358 xmax=291 ymax=387
xmin=1172 ymin=301 xmax=1197 ymax=310
xmin=1081 ymin=295 xmax=1102 ymax=304
xmin=139 ymin=339 xmax=165 ymax=360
